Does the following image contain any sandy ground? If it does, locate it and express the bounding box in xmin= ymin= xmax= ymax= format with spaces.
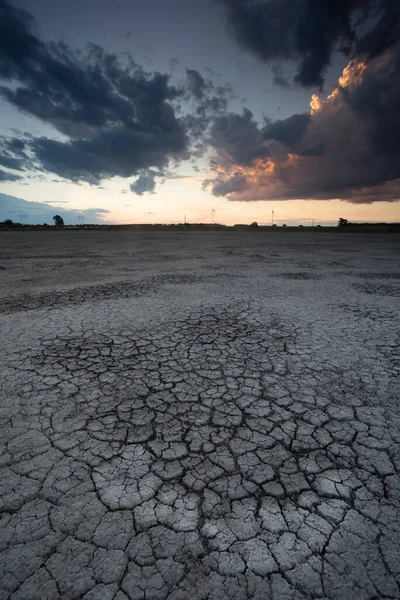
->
xmin=1 ymin=230 xmax=400 ymax=600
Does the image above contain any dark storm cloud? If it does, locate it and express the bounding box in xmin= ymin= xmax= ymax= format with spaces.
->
xmin=218 ymin=0 xmax=400 ymax=88
xmin=0 ymin=0 xmax=234 ymax=184
xmin=355 ymin=2 xmax=400 ymax=61
xmin=0 ymin=0 xmax=40 ymax=77
xmin=206 ymin=108 xmax=311 ymax=170
xmin=296 ymin=143 xmax=324 ymax=157
xmin=0 ymin=169 xmax=22 ymax=182
xmin=205 ymin=0 xmax=400 ymax=203
xmin=0 ymin=0 xmax=182 ymax=137
xmin=130 ymin=169 xmax=159 ymax=195
xmin=0 ymin=130 xmax=32 ymax=176
xmin=0 ymin=155 xmax=24 ymax=171
xmin=185 ymin=69 xmax=234 ymax=105
xmin=263 ymin=113 xmax=310 ymax=147
xmin=343 ymin=50 xmax=400 ymax=160
xmin=0 ymin=0 xmax=197 ymax=183
xmin=205 ymin=43 xmax=400 ymax=203
xmin=208 ymin=108 xmax=268 ymax=166
xmin=6 ymin=138 xmax=26 ymax=152
xmin=182 ymin=72 xmax=235 ymax=158
xmin=32 ymin=116 xmax=188 ymax=184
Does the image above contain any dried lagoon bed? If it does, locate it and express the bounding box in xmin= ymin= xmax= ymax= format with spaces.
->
xmin=1 ymin=230 xmax=400 ymax=600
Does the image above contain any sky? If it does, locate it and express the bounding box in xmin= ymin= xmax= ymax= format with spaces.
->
xmin=0 ymin=0 xmax=399 ymax=225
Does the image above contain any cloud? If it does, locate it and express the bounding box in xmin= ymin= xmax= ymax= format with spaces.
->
xmin=182 ymin=70 xmax=236 ymax=158
xmin=186 ymin=69 xmax=209 ymax=99
xmin=263 ymin=113 xmax=310 ymax=147
xmin=130 ymin=169 xmax=158 ymax=195
xmin=0 ymin=168 xmax=22 ymax=181
xmin=0 ymin=0 xmax=194 ymax=184
xmin=0 ymin=0 xmax=235 ymax=186
xmin=218 ymin=0 xmax=400 ymax=88
xmin=208 ymin=108 xmax=267 ymax=166
xmin=31 ymin=117 xmax=188 ymax=184
xmin=0 ymin=193 xmax=109 ymax=224
xmin=0 ymin=155 xmax=24 ymax=170
xmin=204 ymin=44 xmax=400 ymax=203
xmin=0 ymin=0 xmax=182 ymax=137
xmin=0 ymin=132 xmax=32 ymax=176
xmin=1 ymin=0 xmax=397 ymax=206
xmin=170 ymin=175 xmax=203 ymax=182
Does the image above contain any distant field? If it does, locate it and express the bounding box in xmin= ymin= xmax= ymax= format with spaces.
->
xmin=1 ymin=231 xmax=400 ymax=600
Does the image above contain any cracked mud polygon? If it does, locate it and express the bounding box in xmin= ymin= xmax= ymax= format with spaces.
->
xmin=1 ymin=230 xmax=400 ymax=600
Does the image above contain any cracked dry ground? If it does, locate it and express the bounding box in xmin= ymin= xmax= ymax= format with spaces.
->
xmin=1 ymin=231 xmax=400 ymax=600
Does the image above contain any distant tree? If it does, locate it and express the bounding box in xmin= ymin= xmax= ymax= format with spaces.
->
xmin=282 ymin=224 xmax=287 ymax=227
xmin=3 ymin=219 xmax=13 ymax=227
xmin=250 ymin=221 xmax=258 ymax=227
xmin=53 ymin=215 xmax=64 ymax=227
xmin=338 ymin=217 xmax=349 ymax=227
xmin=299 ymin=225 xmax=304 ymax=228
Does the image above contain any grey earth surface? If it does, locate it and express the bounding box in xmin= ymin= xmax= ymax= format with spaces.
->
xmin=1 ymin=230 xmax=400 ymax=600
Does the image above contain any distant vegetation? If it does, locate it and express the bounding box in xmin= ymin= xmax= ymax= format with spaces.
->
xmin=0 ymin=219 xmax=398 ymax=232
xmin=336 ymin=218 xmax=398 ymax=231
xmin=53 ymin=215 xmax=65 ymax=227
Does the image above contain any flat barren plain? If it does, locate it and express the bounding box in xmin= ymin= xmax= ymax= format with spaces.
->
xmin=1 ymin=230 xmax=400 ymax=600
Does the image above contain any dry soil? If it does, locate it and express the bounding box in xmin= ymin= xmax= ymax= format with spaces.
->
xmin=1 ymin=230 xmax=400 ymax=600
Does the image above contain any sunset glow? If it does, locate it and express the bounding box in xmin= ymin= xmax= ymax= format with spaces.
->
xmin=0 ymin=0 xmax=398 ymax=224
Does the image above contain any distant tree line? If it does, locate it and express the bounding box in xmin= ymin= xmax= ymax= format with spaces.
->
xmin=0 ymin=216 xmax=65 ymax=227
xmin=0 ymin=218 xmax=398 ymax=231
xmin=338 ymin=217 xmax=397 ymax=229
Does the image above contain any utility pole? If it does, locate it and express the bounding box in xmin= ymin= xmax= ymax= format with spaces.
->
xmin=211 ymin=208 xmax=215 ymax=224
xmin=312 ymin=218 xmax=315 ymax=227
xmin=272 ymin=210 xmax=274 ymax=226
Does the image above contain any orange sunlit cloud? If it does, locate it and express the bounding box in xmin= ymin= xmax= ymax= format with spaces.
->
xmin=310 ymin=93 xmax=322 ymax=112
xmin=205 ymin=46 xmax=400 ymax=205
